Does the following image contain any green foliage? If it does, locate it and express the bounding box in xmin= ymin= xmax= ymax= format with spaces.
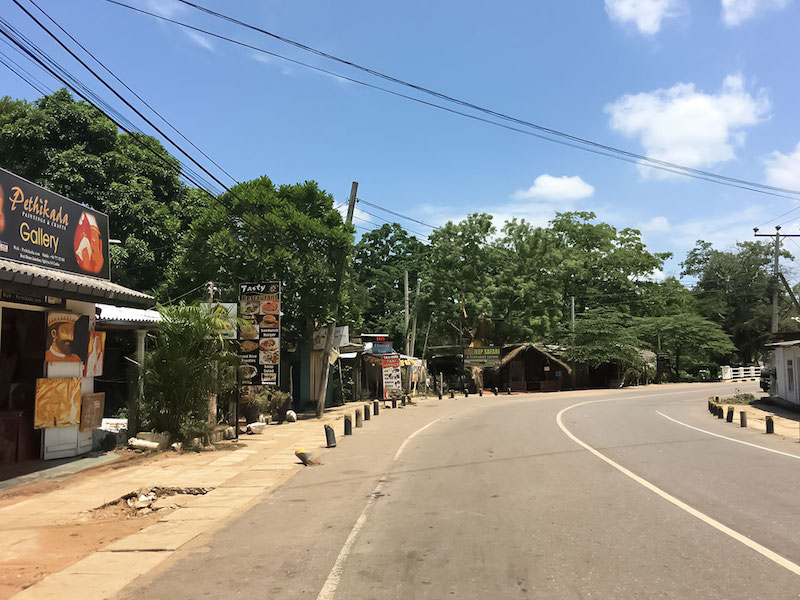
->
xmin=566 ymin=308 xmax=644 ymax=369
xmin=142 ymin=304 xmax=237 ymax=441
xmin=175 ymin=176 xmax=352 ymax=345
xmin=0 ymin=89 xmax=203 ymax=297
xmin=719 ymin=393 xmax=757 ymax=405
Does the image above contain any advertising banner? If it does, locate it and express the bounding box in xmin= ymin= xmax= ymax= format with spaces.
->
xmin=0 ymin=168 xmax=110 ymax=279
xmin=238 ymin=282 xmax=280 ymax=386
xmin=312 ymin=325 xmax=350 ymax=350
xmin=464 ymin=346 xmax=501 ymax=367
xmin=382 ymin=353 xmax=402 ymax=399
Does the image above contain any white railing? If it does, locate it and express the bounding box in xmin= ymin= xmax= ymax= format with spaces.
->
xmin=720 ymin=365 xmax=761 ymax=380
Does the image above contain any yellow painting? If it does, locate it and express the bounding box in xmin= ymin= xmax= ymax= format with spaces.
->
xmin=34 ymin=377 xmax=82 ymax=429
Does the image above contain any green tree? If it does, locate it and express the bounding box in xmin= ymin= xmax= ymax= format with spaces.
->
xmin=682 ymin=240 xmax=787 ymax=363
xmin=175 ymin=176 xmax=353 ymax=345
xmin=636 ymin=313 xmax=735 ymax=380
xmin=351 ymin=223 xmax=428 ymax=349
xmin=566 ymin=308 xmax=645 ymax=382
xmin=0 ymin=89 xmax=200 ymax=296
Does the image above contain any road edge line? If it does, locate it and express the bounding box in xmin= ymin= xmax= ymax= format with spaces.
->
xmin=315 ymin=416 xmax=443 ymax=600
xmin=656 ymin=411 xmax=800 ymax=461
xmin=557 ymin=400 xmax=800 ymax=577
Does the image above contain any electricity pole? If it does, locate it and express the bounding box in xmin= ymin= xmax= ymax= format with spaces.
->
xmin=754 ymin=226 xmax=800 ymax=333
xmin=404 ymin=270 xmax=410 ymax=355
xmin=570 ymin=296 xmax=575 ymax=332
xmin=316 ymin=182 xmax=357 ymax=418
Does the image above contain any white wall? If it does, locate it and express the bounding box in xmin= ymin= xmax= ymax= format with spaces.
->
xmin=774 ymin=347 xmax=800 ymax=406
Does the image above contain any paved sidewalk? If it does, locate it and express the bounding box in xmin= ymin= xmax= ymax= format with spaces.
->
xmin=712 ymin=398 xmax=800 ymax=440
xmin=1 ymin=399 xmax=414 ymax=600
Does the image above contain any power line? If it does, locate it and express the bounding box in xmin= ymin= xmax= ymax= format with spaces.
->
xmin=103 ymin=0 xmax=800 ymax=203
xmin=166 ymin=0 xmax=800 ymax=199
xmin=357 ymin=198 xmax=437 ymax=229
xmin=355 ymin=207 xmax=429 ymax=238
xmin=25 ymin=0 xmax=240 ymax=187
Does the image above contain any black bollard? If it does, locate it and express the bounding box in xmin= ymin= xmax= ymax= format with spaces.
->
xmin=478 ymin=388 xmax=483 ymax=397
xmin=708 ymin=400 xmax=712 ymax=413
xmin=450 ymin=389 xmax=455 ymax=399
xmin=766 ymin=416 xmax=774 ymax=434
xmin=355 ymin=409 xmax=363 ymax=428
xmin=717 ymin=406 xmax=724 ymax=419
xmin=493 ymin=387 xmax=498 ymax=396
xmin=373 ymin=400 xmax=379 ymax=416
xmin=392 ymin=398 xmax=397 ymax=409
xmin=507 ymin=387 xmax=512 ymax=395
xmin=438 ymin=389 xmax=443 ymax=400
xmin=726 ymin=407 xmax=734 ymax=423
xmin=324 ymin=424 xmax=336 ymax=448
xmin=364 ymin=403 xmax=371 ymax=420
xmin=344 ymin=415 xmax=353 ymax=435
xmin=740 ymin=410 xmax=747 ymax=427
xmin=401 ymin=396 xmax=406 ymax=406
xmin=464 ymin=389 xmax=469 ymax=398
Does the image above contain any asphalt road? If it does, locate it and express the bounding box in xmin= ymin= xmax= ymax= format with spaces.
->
xmin=118 ymin=383 xmax=800 ymax=599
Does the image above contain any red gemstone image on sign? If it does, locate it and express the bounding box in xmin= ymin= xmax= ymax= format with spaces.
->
xmin=74 ymin=211 xmax=104 ymax=274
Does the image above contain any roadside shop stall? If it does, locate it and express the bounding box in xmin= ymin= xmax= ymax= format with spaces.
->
xmin=0 ymin=168 xmax=154 ymax=465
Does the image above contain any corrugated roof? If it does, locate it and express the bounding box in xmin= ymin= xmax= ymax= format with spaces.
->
xmin=0 ymin=258 xmax=154 ymax=308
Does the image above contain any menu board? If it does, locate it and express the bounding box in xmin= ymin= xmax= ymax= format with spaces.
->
xmin=382 ymin=354 xmax=402 ymax=399
xmin=238 ymin=282 xmax=281 ymax=386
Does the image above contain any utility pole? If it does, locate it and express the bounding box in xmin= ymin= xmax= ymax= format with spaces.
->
xmin=404 ymin=270 xmax=410 ymax=355
xmin=316 ymin=182 xmax=357 ymax=418
xmin=754 ymin=226 xmax=800 ymax=334
xmin=409 ymin=278 xmax=420 ymax=356
xmin=207 ymin=280 xmax=217 ymax=427
xmin=570 ymin=296 xmax=575 ymax=332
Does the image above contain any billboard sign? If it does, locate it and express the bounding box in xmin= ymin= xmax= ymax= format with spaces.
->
xmin=464 ymin=346 xmax=501 ymax=367
xmin=0 ymin=168 xmax=110 ymax=279
xmin=238 ymin=282 xmax=281 ymax=386
xmin=382 ymin=353 xmax=402 ymax=399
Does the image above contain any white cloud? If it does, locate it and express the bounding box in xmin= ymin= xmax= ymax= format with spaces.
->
xmin=638 ymin=215 xmax=671 ymax=232
xmin=604 ymin=0 xmax=682 ymax=34
xmin=511 ymin=174 xmax=595 ymax=201
xmin=184 ymin=30 xmax=214 ymax=52
xmin=606 ymin=74 xmax=770 ymax=178
xmin=144 ymin=0 xmax=185 ymax=18
xmin=765 ymin=142 xmax=800 ymax=190
xmin=721 ymin=0 xmax=790 ymax=26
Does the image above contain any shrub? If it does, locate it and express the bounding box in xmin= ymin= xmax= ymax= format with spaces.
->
xmin=142 ymin=303 xmax=237 ymax=442
xmin=721 ymin=392 xmax=757 ymax=405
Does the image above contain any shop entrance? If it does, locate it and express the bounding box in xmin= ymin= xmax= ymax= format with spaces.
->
xmin=0 ymin=308 xmax=46 ymax=464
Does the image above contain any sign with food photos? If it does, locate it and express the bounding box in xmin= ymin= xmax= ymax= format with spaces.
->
xmin=238 ymin=282 xmax=281 ymax=386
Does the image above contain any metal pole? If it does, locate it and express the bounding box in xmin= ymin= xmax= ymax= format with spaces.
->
xmin=773 ymin=227 xmax=781 ymax=334
xmin=404 ymin=270 xmax=410 ymax=355
xmin=570 ymin=295 xmax=575 ymax=332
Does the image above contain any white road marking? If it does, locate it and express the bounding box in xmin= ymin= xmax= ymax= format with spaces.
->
xmin=557 ymin=400 xmax=800 ymax=577
xmin=315 ymin=416 xmax=443 ymax=600
xmin=656 ymin=410 xmax=800 ymax=461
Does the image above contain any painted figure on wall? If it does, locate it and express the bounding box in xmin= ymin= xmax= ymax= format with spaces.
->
xmin=84 ymin=331 xmax=105 ymax=377
xmin=45 ymin=312 xmax=88 ymax=363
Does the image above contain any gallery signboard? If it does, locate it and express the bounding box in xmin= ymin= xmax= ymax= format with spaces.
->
xmin=0 ymin=168 xmax=110 ymax=279
xmin=238 ymin=282 xmax=281 ymax=386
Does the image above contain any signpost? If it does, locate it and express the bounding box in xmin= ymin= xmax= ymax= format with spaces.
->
xmin=237 ymin=282 xmax=281 ymax=387
xmin=382 ymin=353 xmax=402 ymax=400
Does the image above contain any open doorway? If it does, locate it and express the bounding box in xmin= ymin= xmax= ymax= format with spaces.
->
xmin=0 ymin=308 xmax=46 ymax=464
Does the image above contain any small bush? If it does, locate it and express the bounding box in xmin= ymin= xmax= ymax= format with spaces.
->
xmin=722 ymin=393 xmax=757 ymax=405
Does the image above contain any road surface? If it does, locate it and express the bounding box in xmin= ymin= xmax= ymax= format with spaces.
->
xmin=118 ymin=383 xmax=800 ymax=599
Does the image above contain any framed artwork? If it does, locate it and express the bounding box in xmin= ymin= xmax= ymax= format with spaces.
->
xmin=84 ymin=331 xmax=106 ymax=377
xmin=34 ymin=377 xmax=82 ymax=429
xmin=80 ymin=392 xmax=105 ymax=431
xmin=45 ymin=312 xmax=89 ymax=363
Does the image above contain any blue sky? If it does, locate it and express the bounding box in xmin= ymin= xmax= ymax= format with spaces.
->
xmin=3 ymin=0 xmax=800 ymax=282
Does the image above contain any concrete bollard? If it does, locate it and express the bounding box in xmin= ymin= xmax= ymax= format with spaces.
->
xmin=478 ymin=388 xmax=483 ymax=397
xmin=355 ymin=409 xmax=363 ymax=428
xmin=717 ymin=405 xmax=724 ymax=419
xmin=507 ymin=387 xmax=512 ymax=395
xmin=708 ymin=400 xmax=713 ymax=413
xmin=401 ymin=396 xmax=406 ymax=406
xmin=344 ymin=415 xmax=353 ymax=435
xmin=392 ymin=398 xmax=397 ymax=409
xmin=493 ymin=387 xmax=498 ymax=396
xmin=364 ymin=403 xmax=370 ymax=420
xmin=373 ymin=400 xmax=379 ymax=416
xmin=740 ymin=410 xmax=747 ymax=427
xmin=726 ymin=407 xmax=734 ymax=423
xmin=438 ymin=389 xmax=443 ymax=400
xmin=450 ymin=390 xmax=455 ymax=399
xmin=464 ymin=389 xmax=469 ymax=398
xmin=766 ymin=415 xmax=774 ymax=434
xmin=324 ymin=424 xmax=336 ymax=448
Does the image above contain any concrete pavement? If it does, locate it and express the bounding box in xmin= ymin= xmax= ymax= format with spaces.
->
xmin=113 ymin=382 xmax=800 ymax=599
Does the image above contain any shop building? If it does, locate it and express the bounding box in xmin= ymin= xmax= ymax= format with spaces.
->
xmin=0 ymin=168 xmax=154 ymax=465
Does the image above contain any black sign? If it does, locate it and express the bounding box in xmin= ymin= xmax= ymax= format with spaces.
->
xmin=238 ymin=282 xmax=281 ymax=386
xmin=0 ymin=168 xmax=110 ymax=279
xmin=0 ymin=288 xmax=65 ymax=309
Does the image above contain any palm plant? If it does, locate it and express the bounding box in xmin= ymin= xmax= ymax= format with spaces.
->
xmin=142 ymin=303 xmax=238 ymax=441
